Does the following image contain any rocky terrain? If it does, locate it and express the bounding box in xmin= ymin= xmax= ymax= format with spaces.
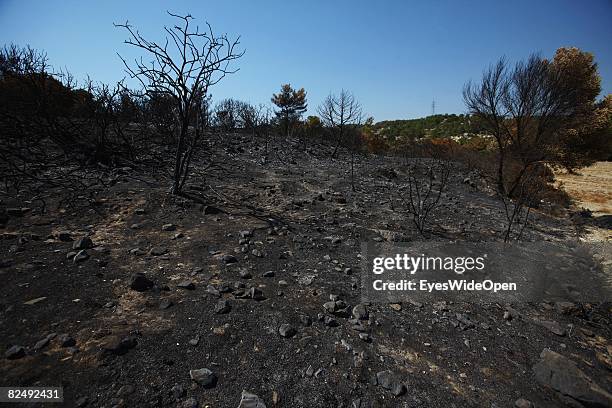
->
xmin=1 ymin=133 xmax=611 ymax=408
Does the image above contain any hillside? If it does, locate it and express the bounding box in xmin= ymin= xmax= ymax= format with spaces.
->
xmin=374 ymin=114 xmax=483 ymax=141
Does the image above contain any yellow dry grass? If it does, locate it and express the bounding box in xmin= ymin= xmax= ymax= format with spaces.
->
xmin=556 ymin=161 xmax=612 ymax=215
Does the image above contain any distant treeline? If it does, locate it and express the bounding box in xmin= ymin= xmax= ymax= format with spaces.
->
xmin=373 ymin=114 xmax=488 ymax=141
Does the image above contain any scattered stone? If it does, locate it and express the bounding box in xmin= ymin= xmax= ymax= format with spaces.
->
xmin=352 ymin=304 xmax=368 ymax=320
xmin=57 ymin=231 xmax=72 ymax=242
xmin=177 ymin=280 xmax=196 ymax=290
xmin=238 ymin=390 xmax=266 ymax=408
xmin=23 ymin=296 xmax=47 ymax=305
xmin=514 ymin=398 xmax=534 ymax=408
xmin=58 ymin=334 xmax=76 ymax=347
xmin=5 ymin=345 xmax=25 ymax=359
xmin=555 ymin=301 xmax=579 ymax=315
xmin=117 ymin=385 xmax=135 ymax=397
xmin=279 ymin=324 xmax=297 ymax=338
xmin=189 ymin=336 xmax=200 ymax=346
xmin=375 ymin=371 xmax=406 ymax=397
xmin=533 ymin=348 xmax=612 ymax=407
xmin=215 ymin=299 xmax=231 ymax=314
xmin=359 ymin=333 xmax=371 ymax=342
xmin=262 ymin=270 xmax=275 ymax=277
xmin=149 ymin=247 xmax=168 ymax=256
xmin=305 ymin=365 xmax=314 ymax=377
xmin=239 ymin=230 xmax=253 ymax=238
xmin=73 ymin=250 xmax=89 ymax=263
xmin=75 ymin=396 xmax=88 ymax=407
xmin=251 ymin=249 xmax=263 ymax=258
xmin=33 ymin=333 xmax=55 ymax=351
xmin=73 ymin=236 xmax=93 ymax=250
xmin=202 ymin=205 xmax=221 ymax=215
xmin=189 ymin=368 xmax=217 ymax=388
xmin=171 ymin=384 xmax=186 ymax=399
xmin=103 ymin=336 xmax=137 ymax=355
xmin=182 ymin=397 xmax=199 ymax=408
xmin=216 ymin=253 xmax=238 ymax=264
xmin=324 ymin=316 xmax=339 ymax=327
xmin=389 ymin=303 xmax=402 ymax=311
xmin=161 ymin=224 xmax=176 ymax=231
xmin=172 ymin=232 xmax=184 ymax=240
xmin=159 ymin=299 xmax=173 ymax=310
xmin=129 ymin=273 xmax=154 ymax=291
xmin=247 ymin=287 xmax=265 ymax=301
xmin=534 ymin=319 xmax=566 ymax=336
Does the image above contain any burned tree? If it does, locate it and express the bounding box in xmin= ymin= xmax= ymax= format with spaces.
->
xmin=115 ymin=12 xmax=244 ymax=194
xmin=394 ymin=159 xmax=450 ymax=237
xmin=317 ymin=90 xmax=363 ymax=158
xmin=463 ymin=50 xmax=605 ymax=241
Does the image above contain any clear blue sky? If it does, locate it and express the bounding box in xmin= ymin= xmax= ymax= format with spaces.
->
xmin=1 ymin=0 xmax=611 ymax=120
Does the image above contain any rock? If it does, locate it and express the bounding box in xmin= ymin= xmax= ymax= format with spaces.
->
xmin=305 ymin=365 xmax=314 ymax=377
xmin=129 ymin=273 xmax=154 ymax=291
xmin=5 ymin=345 xmax=25 ymax=359
xmin=189 ymin=368 xmax=217 ymax=388
xmin=375 ymin=371 xmax=406 ymax=397
xmin=251 ymin=249 xmax=263 ymax=258
xmin=262 ymin=271 xmax=275 ymax=277
xmin=216 ymin=253 xmax=238 ymax=264
xmin=171 ymin=384 xmax=185 ymax=399
xmin=189 ymin=336 xmax=200 ymax=346
xmin=389 ymin=303 xmax=402 ymax=311
xmin=239 ymin=269 xmax=252 ymax=279
xmin=248 ymin=287 xmax=265 ymax=301
xmin=555 ymin=301 xmax=579 ymax=315
xmin=159 ymin=299 xmax=173 ymax=310
xmin=352 ymin=304 xmax=368 ymax=320
xmin=182 ymin=397 xmax=199 ymax=408
xmin=514 ymin=398 xmax=534 ymax=408
xmin=58 ymin=231 xmax=72 ymax=242
xmin=149 ymin=247 xmax=167 ymax=256
xmin=177 ymin=280 xmax=195 ymax=290
xmin=103 ymin=336 xmax=137 ymax=355
xmin=278 ymin=324 xmax=297 ymax=338
xmin=117 ymin=384 xmax=135 ymax=396
xmin=323 ymin=301 xmax=336 ymax=313
xmin=358 ymin=333 xmax=371 ymax=342
xmin=75 ymin=396 xmax=88 ymax=407
xmin=324 ymin=316 xmax=339 ymax=327
xmin=202 ymin=205 xmax=221 ymax=215
xmin=73 ymin=250 xmax=89 ymax=263
xmin=534 ymin=319 xmax=566 ymax=336
xmin=58 ymin=334 xmax=76 ymax=347
xmin=215 ymin=299 xmax=231 ymax=314
xmin=161 ymin=224 xmax=176 ymax=231
xmin=533 ymin=348 xmax=612 ymax=408
xmin=239 ymin=230 xmax=253 ymax=238
xmin=73 ymin=237 xmax=93 ymax=250
xmin=238 ymin=390 xmax=266 ymax=408
xmin=33 ymin=333 xmax=55 ymax=351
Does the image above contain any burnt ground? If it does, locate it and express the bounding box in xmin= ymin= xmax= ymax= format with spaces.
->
xmin=0 ymin=133 xmax=611 ymax=408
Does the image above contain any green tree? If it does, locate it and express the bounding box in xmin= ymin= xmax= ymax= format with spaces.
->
xmin=271 ymin=84 xmax=307 ymax=137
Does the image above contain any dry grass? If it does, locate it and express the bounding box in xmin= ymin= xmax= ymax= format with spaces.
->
xmin=556 ymin=161 xmax=612 ymax=215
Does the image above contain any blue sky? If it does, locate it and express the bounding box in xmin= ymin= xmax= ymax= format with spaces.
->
xmin=1 ymin=0 xmax=611 ymax=120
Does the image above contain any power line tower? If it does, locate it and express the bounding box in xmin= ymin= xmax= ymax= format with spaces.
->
xmin=431 ymin=99 xmax=436 ymax=116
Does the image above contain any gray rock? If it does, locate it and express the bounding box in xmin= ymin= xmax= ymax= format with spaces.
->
xmin=171 ymin=384 xmax=185 ymax=399
xmin=73 ymin=237 xmax=93 ymax=250
xmin=251 ymin=249 xmax=263 ymax=258
xmin=217 ymin=254 xmax=238 ymax=264
xmin=117 ymin=385 xmax=135 ymax=396
xmin=182 ymin=397 xmax=199 ymax=408
xmin=58 ymin=334 xmax=76 ymax=347
xmin=73 ymin=250 xmax=89 ymax=263
xmin=533 ymin=348 xmax=612 ymax=408
xmin=159 ymin=299 xmax=173 ymax=310
xmin=161 ymin=224 xmax=176 ymax=231
xmin=129 ymin=273 xmax=154 ymax=291
xmin=5 ymin=345 xmax=25 ymax=359
xmin=238 ymin=390 xmax=266 ymax=408
xmin=149 ymin=247 xmax=168 ymax=256
xmin=278 ymin=324 xmax=296 ymax=338
xmin=514 ymin=398 xmax=534 ymax=408
xmin=103 ymin=336 xmax=137 ymax=355
xmin=262 ymin=271 xmax=275 ymax=277
xmin=58 ymin=231 xmax=72 ymax=242
xmin=189 ymin=368 xmax=217 ymax=388
xmin=177 ymin=280 xmax=195 ymax=290
xmin=215 ymin=299 xmax=231 ymax=314
xmin=352 ymin=304 xmax=368 ymax=320
xmin=534 ymin=319 xmax=566 ymax=336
